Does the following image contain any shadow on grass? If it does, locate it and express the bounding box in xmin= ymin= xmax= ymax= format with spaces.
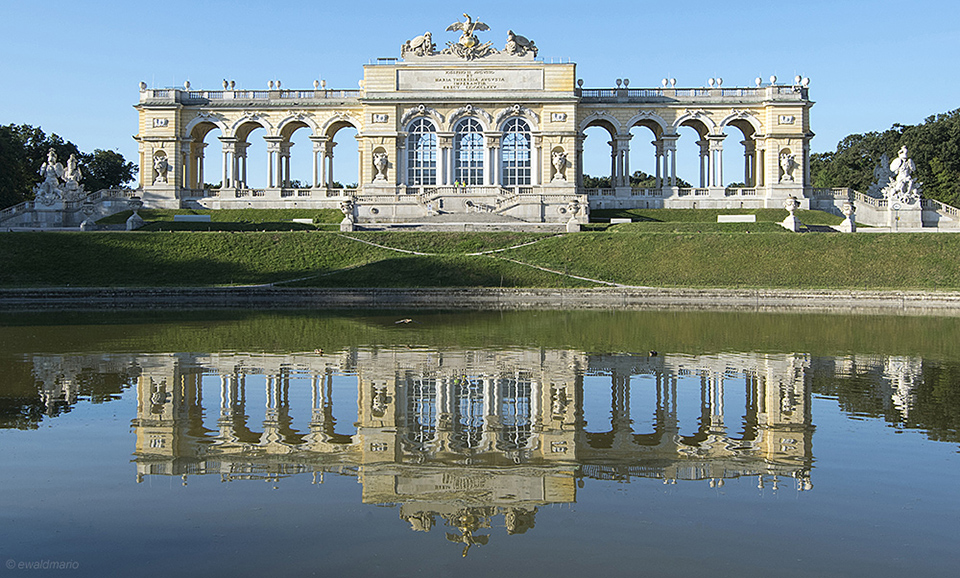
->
xmin=140 ymin=221 xmax=320 ymax=232
xmin=0 ymin=232 xmax=342 ymax=287
xmin=292 ymin=255 xmax=598 ymax=288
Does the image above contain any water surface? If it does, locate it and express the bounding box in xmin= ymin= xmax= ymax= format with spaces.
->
xmin=1 ymin=310 xmax=958 ymax=577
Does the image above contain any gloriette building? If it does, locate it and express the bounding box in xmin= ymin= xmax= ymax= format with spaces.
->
xmin=134 ymin=14 xmax=814 ymax=225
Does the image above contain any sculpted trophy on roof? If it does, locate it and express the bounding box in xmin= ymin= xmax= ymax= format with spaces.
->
xmin=401 ymin=13 xmax=537 ymax=61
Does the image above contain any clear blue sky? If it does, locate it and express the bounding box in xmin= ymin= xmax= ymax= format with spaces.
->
xmin=2 ymin=0 xmax=957 ymax=187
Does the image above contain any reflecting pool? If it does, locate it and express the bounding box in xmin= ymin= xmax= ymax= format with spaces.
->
xmin=1 ymin=310 xmax=958 ymax=577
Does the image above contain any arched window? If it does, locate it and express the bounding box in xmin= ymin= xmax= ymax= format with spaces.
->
xmin=406 ymin=118 xmax=437 ymax=186
xmin=454 ymin=118 xmax=484 ymax=185
xmin=501 ymin=118 xmax=531 ymax=186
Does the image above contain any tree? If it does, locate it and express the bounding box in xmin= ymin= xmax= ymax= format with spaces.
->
xmin=0 ymin=124 xmax=137 ymax=210
xmin=80 ymin=149 xmax=136 ymax=193
xmin=811 ymin=109 xmax=960 ymax=206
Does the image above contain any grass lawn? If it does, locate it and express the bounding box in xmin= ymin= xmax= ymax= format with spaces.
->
xmin=3 ymin=206 xmax=958 ymax=290
xmin=98 ymin=208 xmax=343 ymax=231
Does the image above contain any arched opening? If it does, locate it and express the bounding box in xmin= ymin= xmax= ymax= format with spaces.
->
xmin=501 ymin=117 xmax=531 ymax=188
xmin=581 ymin=121 xmax=617 ymax=189
xmin=234 ymin=121 xmax=267 ymax=189
xmin=721 ymin=119 xmax=757 ymax=188
xmin=405 ymin=117 xmax=437 ymax=188
xmin=677 ymin=119 xmax=710 ymax=188
xmin=325 ymin=122 xmax=359 ymax=189
xmin=582 ymin=373 xmax=614 ymax=448
xmin=628 ymin=121 xmax=663 ymax=189
xmin=188 ymin=122 xmax=224 ymax=191
xmin=280 ymin=121 xmax=315 ymax=189
xmin=454 ymin=117 xmax=485 ymax=185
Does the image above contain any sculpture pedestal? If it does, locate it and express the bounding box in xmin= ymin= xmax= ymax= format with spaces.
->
xmin=340 ymin=216 xmax=355 ymax=232
xmin=889 ymin=204 xmax=922 ymax=230
xmin=837 ymin=217 xmax=856 ymax=233
xmin=781 ymin=214 xmax=803 ymax=232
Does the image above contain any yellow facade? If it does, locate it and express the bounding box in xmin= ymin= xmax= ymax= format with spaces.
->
xmin=134 ymin=15 xmax=813 ymax=221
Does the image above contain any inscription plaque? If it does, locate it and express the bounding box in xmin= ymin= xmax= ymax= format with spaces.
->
xmin=398 ymin=68 xmax=544 ymax=91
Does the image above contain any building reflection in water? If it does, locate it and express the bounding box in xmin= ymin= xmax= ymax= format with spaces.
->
xmin=7 ymin=348 xmax=937 ymax=555
xmin=119 ymin=348 xmax=817 ymax=555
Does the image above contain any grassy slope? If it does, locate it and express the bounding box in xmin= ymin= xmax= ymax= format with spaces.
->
xmin=2 ymin=227 xmax=960 ymax=289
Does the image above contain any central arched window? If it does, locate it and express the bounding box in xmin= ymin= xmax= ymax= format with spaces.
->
xmin=406 ymin=118 xmax=437 ymax=186
xmin=454 ymin=118 xmax=485 ymax=185
xmin=501 ymin=118 xmax=531 ymax=186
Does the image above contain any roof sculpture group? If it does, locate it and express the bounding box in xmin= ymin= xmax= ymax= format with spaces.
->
xmin=401 ymin=13 xmax=537 ymax=60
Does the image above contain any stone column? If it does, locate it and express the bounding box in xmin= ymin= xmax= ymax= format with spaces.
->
xmin=608 ymin=140 xmax=617 ymax=186
xmin=708 ymin=135 xmax=725 ymax=188
xmin=219 ymin=136 xmax=238 ymax=189
xmin=743 ymin=139 xmax=756 ymax=187
xmin=532 ymin=136 xmax=542 ymax=186
xmin=180 ymin=142 xmax=191 ymax=190
xmin=653 ymin=139 xmax=663 ymax=189
xmin=309 ymin=136 xmax=327 ymax=188
xmin=661 ymin=135 xmax=678 ymax=187
xmin=280 ymin=142 xmax=293 ymax=188
xmin=575 ymin=134 xmax=586 ymax=189
xmin=437 ymin=134 xmax=453 ymax=186
xmin=397 ymin=134 xmax=407 ymax=187
xmin=196 ymin=143 xmax=207 ymax=190
xmin=264 ymin=137 xmax=282 ymax=188
xmin=697 ymin=139 xmax=709 ymax=188
xmin=327 ymin=141 xmax=337 ymax=188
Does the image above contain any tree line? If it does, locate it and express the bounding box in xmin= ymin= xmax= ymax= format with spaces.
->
xmin=811 ymin=108 xmax=960 ymax=206
xmin=0 ymin=124 xmax=136 ymax=210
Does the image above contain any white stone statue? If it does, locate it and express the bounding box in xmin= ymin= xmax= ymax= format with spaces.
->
xmin=34 ymin=148 xmax=64 ymax=206
xmin=61 ymin=153 xmax=83 ymax=200
xmin=373 ymin=152 xmax=388 ymax=181
xmin=505 ymin=30 xmax=537 ymax=57
xmin=447 ymin=13 xmax=489 ymax=47
xmin=401 ymin=31 xmax=435 ymax=58
xmin=779 ymin=152 xmax=796 ymax=183
xmin=867 ymin=153 xmax=893 ymax=197
xmin=552 ymin=150 xmax=567 ymax=182
xmin=882 ymin=145 xmax=921 ymax=204
xmin=153 ymin=155 xmax=169 ymax=185
xmin=442 ymin=13 xmax=495 ymax=59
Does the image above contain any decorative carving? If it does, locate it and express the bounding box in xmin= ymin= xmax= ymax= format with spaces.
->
xmin=372 ymin=113 xmax=389 ymax=123
xmin=494 ymin=105 xmax=539 ymax=127
xmin=442 ymin=13 xmax=494 ymax=60
xmin=450 ymin=104 xmax=492 ymax=126
xmin=153 ymin=154 xmax=170 ymax=185
xmin=504 ymin=30 xmax=537 ymax=57
xmin=61 ymin=154 xmax=83 ymax=200
xmin=34 ymin=148 xmax=64 ymax=206
xmin=400 ymin=105 xmax=443 ymax=127
xmin=877 ymin=146 xmax=922 ymax=204
xmin=552 ymin=151 xmax=567 ymax=182
xmin=550 ymin=112 xmax=567 ymax=122
xmin=779 ymin=152 xmax=796 ymax=183
xmin=373 ymin=152 xmax=388 ymax=181
xmin=783 ymin=195 xmax=799 ymax=215
xmin=401 ymin=32 xmax=436 ymax=58
xmin=866 ymin=153 xmax=892 ymax=197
